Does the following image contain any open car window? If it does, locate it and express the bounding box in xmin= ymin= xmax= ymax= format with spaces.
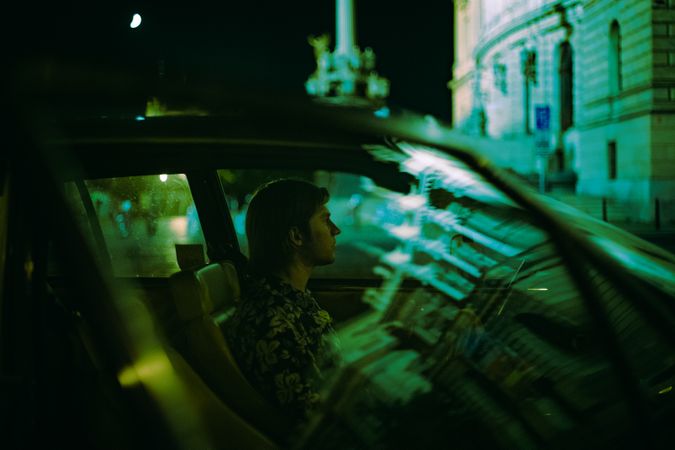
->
xmin=218 ymin=169 xmax=398 ymax=279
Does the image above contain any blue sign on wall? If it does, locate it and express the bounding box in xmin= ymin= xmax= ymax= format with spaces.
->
xmin=535 ymin=105 xmax=550 ymax=131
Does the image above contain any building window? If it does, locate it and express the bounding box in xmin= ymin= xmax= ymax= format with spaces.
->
xmin=608 ymin=141 xmax=617 ymax=180
xmin=493 ymin=57 xmax=508 ymax=94
xmin=609 ymin=21 xmax=622 ymax=96
xmin=559 ymin=42 xmax=574 ymax=132
xmin=522 ymin=50 xmax=537 ymax=134
xmin=478 ymin=109 xmax=488 ymax=136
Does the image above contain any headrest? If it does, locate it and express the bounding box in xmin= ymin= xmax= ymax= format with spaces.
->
xmin=170 ymin=261 xmax=240 ymax=322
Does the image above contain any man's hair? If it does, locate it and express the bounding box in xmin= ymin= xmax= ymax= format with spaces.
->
xmin=246 ymin=178 xmax=329 ymax=275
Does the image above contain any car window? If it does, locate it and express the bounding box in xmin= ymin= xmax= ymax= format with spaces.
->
xmin=218 ymin=169 xmax=396 ymax=279
xmin=292 ymin=141 xmax=675 ymax=449
xmin=55 ymin=174 xmax=206 ymax=277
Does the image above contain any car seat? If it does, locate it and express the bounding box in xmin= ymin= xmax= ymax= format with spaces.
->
xmin=168 ymin=261 xmax=292 ymax=441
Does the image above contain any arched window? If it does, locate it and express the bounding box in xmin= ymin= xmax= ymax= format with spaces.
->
xmin=609 ymin=20 xmax=622 ymax=95
xmin=559 ymin=42 xmax=574 ymax=131
xmin=522 ymin=50 xmax=536 ymax=134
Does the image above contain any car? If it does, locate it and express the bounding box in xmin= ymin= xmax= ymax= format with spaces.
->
xmin=2 ymin=64 xmax=674 ymax=450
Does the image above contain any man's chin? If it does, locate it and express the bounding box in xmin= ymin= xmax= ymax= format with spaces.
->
xmin=316 ymin=255 xmax=336 ymax=266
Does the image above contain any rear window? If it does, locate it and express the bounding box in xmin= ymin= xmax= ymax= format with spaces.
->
xmin=55 ymin=173 xmax=205 ymax=277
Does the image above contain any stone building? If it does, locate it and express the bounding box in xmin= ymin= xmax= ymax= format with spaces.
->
xmin=450 ymin=0 xmax=675 ymax=222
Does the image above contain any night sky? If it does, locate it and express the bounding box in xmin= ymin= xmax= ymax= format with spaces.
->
xmin=13 ymin=1 xmax=454 ymax=120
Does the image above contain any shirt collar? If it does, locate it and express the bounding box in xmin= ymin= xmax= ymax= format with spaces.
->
xmin=264 ymin=274 xmax=312 ymax=296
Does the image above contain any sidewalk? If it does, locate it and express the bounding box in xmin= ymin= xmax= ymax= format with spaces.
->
xmin=545 ymin=191 xmax=675 ymax=254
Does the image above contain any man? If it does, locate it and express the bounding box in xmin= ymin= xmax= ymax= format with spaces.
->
xmin=227 ymin=178 xmax=342 ymax=425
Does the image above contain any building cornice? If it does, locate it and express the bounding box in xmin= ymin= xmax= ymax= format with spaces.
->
xmin=448 ymin=68 xmax=474 ymax=90
xmin=577 ymin=108 xmax=675 ymax=131
xmin=582 ymin=83 xmax=653 ymax=108
xmin=474 ymin=0 xmax=581 ymax=62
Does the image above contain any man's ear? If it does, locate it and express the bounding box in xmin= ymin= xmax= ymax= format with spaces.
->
xmin=288 ymin=226 xmax=304 ymax=247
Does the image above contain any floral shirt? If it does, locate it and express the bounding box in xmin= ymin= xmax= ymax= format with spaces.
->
xmin=227 ymin=275 xmax=342 ymax=422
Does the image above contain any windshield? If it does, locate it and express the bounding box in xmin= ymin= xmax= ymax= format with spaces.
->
xmin=295 ymin=140 xmax=675 ymax=449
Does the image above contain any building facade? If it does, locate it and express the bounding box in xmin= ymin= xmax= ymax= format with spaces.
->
xmin=450 ymin=0 xmax=675 ymax=221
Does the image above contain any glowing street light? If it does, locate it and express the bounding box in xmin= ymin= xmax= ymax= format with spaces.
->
xmin=130 ymin=13 xmax=142 ymax=29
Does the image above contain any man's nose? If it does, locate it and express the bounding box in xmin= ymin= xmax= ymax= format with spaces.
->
xmin=331 ymin=221 xmax=341 ymax=235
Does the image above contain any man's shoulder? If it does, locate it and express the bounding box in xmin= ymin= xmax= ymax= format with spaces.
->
xmin=242 ymin=274 xmax=297 ymax=306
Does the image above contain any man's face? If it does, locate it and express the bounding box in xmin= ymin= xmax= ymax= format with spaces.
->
xmin=299 ymin=204 xmax=341 ymax=266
